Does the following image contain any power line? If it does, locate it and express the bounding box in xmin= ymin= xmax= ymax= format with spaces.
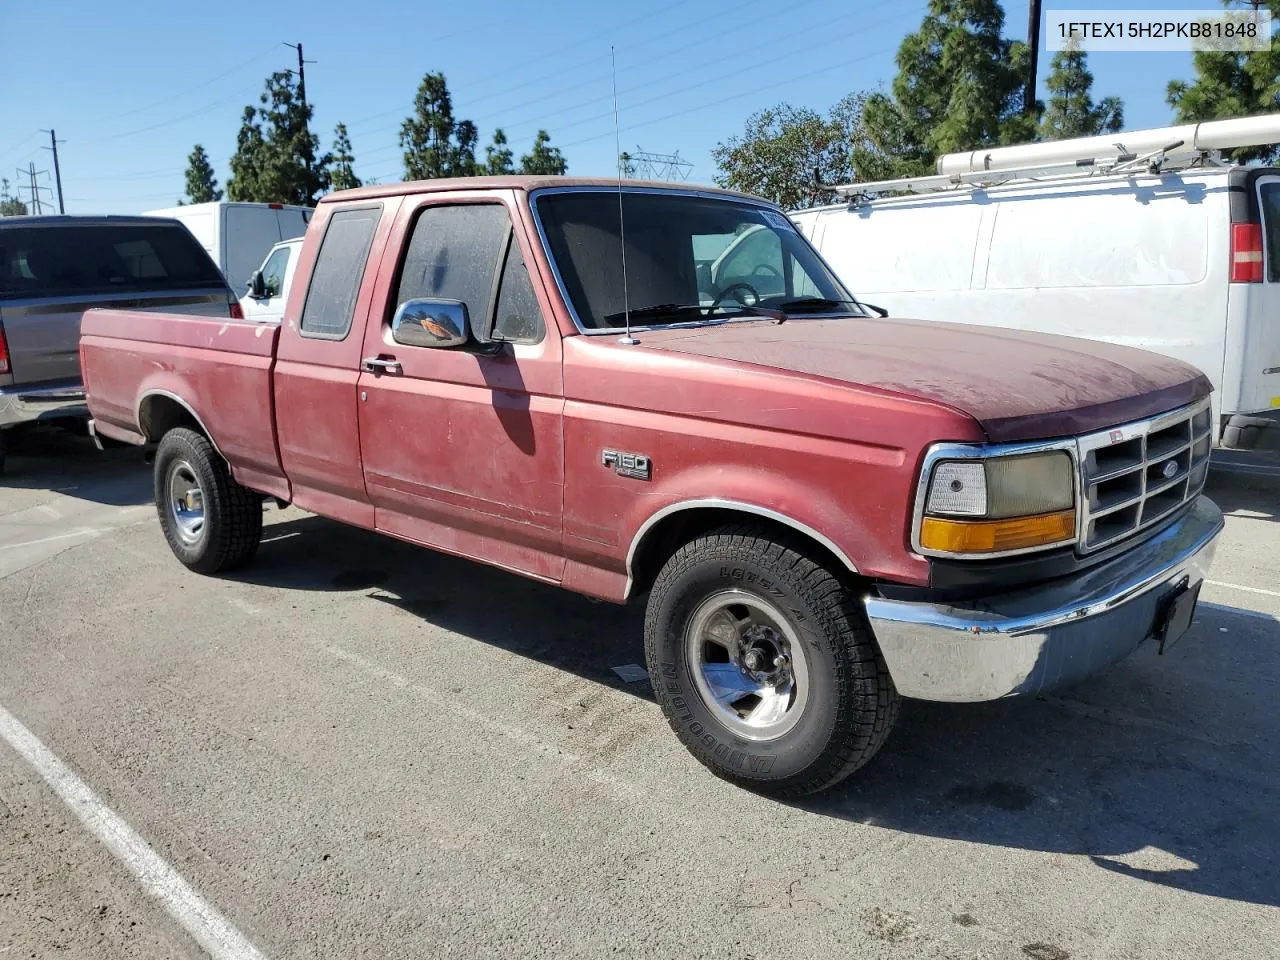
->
xmin=348 ymin=0 xmax=850 ymax=169
xmin=0 ymin=131 xmax=41 ymax=163
xmin=497 ymin=2 xmax=920 ymax=151
xmin=494 ymin=0 xmax=912 ymax=144
xmin=78 ymin=81 xmax=264 ymax=145
xmin=345 ymin=0 xmax=784 ymax=149
xmin=82 ymin=46 xmax=281 ymax=127
xmin=342 ymin=0 xmax=693 ymax=134
xmin=556 ymin=29 xmax=917 ymax=153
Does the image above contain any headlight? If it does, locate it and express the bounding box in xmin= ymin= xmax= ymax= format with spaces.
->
xmin=918 ymin=451 xmax=1076 ymax=556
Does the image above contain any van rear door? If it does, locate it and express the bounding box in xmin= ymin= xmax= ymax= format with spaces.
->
xmin=0 ymin=220 xmax=230 ymax=385
xmin=1247 ymin=173 xmax=1280 ymax=414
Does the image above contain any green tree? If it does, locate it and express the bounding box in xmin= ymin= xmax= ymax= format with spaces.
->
xmin=484 ymin=128 xmax=515 ymax=175
xmin=712 ymin=94 xmax=867 ymax=208
xmin=0 ymin=179 xmax=26 ymax=217
xmin=400 ymin=72 xmax=479 ymax=179
xmin=519 ymin=130 xmax=567 ymax=175
xmin=227 ymin=70 xmax=330 ymax=204
xmin=1168 ymin=1 xmax=1279 ymax=162
xmin=182 ymin=144 xmax=223 ymax=204
xmin=853 ymin=0 xmax=1032 ymax=182
xmin=330 ymin=122 xmax=362 ymax=191
xmin=1039 ymin=41 xmax=1123 ymax=140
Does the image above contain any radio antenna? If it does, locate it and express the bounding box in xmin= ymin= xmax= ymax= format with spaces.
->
xmin=612 ymin=46 xmax=637 ymax=345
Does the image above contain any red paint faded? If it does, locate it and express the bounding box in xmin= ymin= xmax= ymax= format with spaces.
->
xmin=638 ymin=318 xmax=1212 ymax=443
xmin=79 ymin=177 xmax=1212 ymax=603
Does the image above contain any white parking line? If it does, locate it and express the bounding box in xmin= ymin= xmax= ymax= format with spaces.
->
xmin=1206 ymin=579 xmax=1280 ymax=600
xmin=0 ymin=703 xmax=270 ymax=960
xmin=0 ymin=528 xmax=102 ymax=551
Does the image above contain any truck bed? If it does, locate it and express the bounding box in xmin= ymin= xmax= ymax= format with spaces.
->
xmin=80 ymin=309 xmax=286 ymax=494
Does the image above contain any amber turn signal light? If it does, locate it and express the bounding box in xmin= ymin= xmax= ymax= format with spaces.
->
xmin=919 ymin=509 xmax=1076 ymax=554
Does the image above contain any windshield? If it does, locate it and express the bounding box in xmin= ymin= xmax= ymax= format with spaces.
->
xmin=533 ymin=190 xmax=856 ymax=330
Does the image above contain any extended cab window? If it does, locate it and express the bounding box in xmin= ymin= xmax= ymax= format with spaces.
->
xmin=394 ymin=203 xmax=544 ymax=344
xmin=299 ymin=206 xmax=381 ymax=339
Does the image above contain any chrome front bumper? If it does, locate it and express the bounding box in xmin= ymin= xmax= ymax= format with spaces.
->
xmin=0 ymin=382 xmax=88 ymax=429
xmin=864 ymin=496 xmax=1224 ymax=702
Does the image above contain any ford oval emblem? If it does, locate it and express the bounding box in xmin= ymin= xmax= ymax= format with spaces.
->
xmin=1161 ymin=459 xmax=1179 ymax=479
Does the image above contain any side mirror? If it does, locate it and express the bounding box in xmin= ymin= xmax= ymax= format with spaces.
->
xmin=863 ymin=302 xmax=889 ymax=317
xmin=247 ymin=270 xmax=267 ymax=300
xmin=391 ymin=298 xmax=470 ymax=349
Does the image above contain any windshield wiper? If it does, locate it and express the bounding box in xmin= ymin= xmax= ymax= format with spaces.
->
xmin=775 ymin=297 xmax=868 ymax=314
xmin=603 ymin=302 xmax=783 ymax=323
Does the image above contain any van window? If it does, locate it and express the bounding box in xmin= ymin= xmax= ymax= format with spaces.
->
xmin=0 ymin=222 xmax=225 ymax=300
xmin=299 ymin=206 xmax=381 ymax=339
xmin=259 ymin=245 xmax=291 ymax=298
xmin=986 ymin=187 xmax=1208 ymax=289
xmin=1258 ymin=182 xmax=1280 ymax=283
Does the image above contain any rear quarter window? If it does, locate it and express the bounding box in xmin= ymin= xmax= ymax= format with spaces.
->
xmin=0 ymin=222 xmax=226 ymax=300
xmin=299 ymin=206 xmax=382 ymax=339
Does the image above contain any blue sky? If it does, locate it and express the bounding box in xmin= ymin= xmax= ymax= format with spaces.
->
xmin=0 ymin=0 xmax=1237 ymax=214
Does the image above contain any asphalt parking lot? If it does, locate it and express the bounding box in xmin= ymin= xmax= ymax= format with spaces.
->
xmin=1 ymin=428 xmax=1277 ymax=960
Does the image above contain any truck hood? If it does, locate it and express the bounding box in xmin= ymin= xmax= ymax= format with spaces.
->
xmin=637 ymin=317 xmax=1212 ymax=442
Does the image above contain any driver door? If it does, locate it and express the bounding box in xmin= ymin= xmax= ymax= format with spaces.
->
xmin=356 ymin=191 xmax=566 ymax=582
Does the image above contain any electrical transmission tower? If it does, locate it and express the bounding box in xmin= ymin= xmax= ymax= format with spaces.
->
xmin=620 ymin=146 xmax=692 ymax=181
xmin=16 ymin=163 xmax=53 ymax=215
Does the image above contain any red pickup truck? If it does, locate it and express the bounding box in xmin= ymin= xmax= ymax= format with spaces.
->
xmin=81 ymin=176 xmax=1224 ymax=796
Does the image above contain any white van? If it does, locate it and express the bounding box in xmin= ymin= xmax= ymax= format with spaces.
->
xmin=142 ymin=201 xmax=311 ymax=301
xmin=793 ymin=117 xmax=1280 ymax=452
xmin=239 ymin=237 xmax=304 ymax=324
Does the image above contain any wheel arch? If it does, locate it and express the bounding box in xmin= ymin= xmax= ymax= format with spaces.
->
xmin=626 ymin=499 xmax=860 ymax=600
xmin=137 ymin=390 xmax=226 ymax=458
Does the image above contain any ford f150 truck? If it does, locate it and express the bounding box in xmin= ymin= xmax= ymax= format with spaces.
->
xmin=80 ymin=177 xmax=1224 ymax=797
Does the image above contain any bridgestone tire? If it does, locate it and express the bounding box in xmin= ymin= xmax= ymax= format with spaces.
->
xmin=644 ymin=525 xmax=899 ymax=797
xmin=154 ymin=427 xmax=262 ymax=574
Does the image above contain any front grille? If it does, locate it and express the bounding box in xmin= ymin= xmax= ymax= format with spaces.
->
xmin=1077 ymin=399 xmax=1212 ymax=552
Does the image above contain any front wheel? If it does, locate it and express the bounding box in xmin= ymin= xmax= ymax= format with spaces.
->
xmin=644 ymin=526 xmax=899 ymax=797
xmin=154 ymin=427 xmax=262 ymax=574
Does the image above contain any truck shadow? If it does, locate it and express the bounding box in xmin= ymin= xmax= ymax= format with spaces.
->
xmin=239 ymin=511 xmax=1280 ymax=910
xmin=798 ymin=598 xmax=1280 ymax=909
xmin=1204 ymin=465 xmax=1280 ymax=524
xmin=0 ymin=428 xmax=151 ymax=506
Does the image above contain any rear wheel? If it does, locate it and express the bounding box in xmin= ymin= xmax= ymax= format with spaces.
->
xmin=154 ymin=427 xmax=262 ymax=573
xmin=644 ymin=525 xmax=899 ymax=797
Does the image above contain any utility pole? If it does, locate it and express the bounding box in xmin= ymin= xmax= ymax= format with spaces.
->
xmin=1024 ymin=0 xmax=1042 ymax=118
xmin=41 ymin=129 xmax=65 ymax=214
xmin=282 ymin=41 xmax=315 ymax=107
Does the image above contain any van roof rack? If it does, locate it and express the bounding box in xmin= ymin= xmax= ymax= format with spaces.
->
xmin=832 ymin=112 xmax=1280 ymax=203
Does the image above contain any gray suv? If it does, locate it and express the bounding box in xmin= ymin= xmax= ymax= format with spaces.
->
xmin=0 ymin=216 xmax=237 ymax=473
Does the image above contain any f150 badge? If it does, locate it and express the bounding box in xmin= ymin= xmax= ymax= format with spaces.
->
xmin=602 ymin=449 xmax=651 ymax=481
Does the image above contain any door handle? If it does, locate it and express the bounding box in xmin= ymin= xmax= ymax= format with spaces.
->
xmin=362 ymin=356 xmax=402 ymax=375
